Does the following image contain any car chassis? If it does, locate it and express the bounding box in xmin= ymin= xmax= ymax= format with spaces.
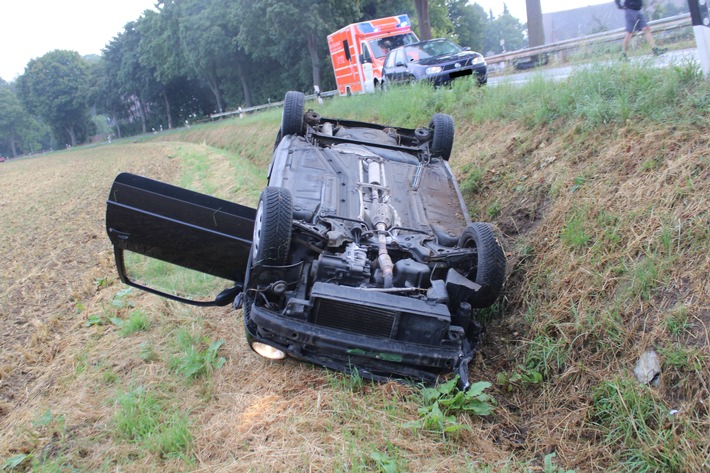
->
xmin=106 ymin=91 xmax=505 ymax=389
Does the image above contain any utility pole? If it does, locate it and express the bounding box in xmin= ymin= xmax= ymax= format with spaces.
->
xmin=526 ymin=0 xmax=545 ymax=47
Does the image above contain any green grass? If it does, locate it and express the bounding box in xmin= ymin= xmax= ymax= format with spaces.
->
xmin=115 ymin=310 xmax=151 ymax=336
xmin=113 ymin=385 xmax=192 ymax=458
xmin=459 ymin=163 xmax=486 ymax=195
xmin=561 ymin=207 xmax=591 ymax=249
xmin=318 ymin=60 xmax=710 ymax=131
xmin=592 ymin=376 xmax=685 ymax=472
xmin=664 ymin=305 xmax=691 ymax=336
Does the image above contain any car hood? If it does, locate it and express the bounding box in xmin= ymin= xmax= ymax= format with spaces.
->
xmin=416 ymin=51 xmax=480 ymax=66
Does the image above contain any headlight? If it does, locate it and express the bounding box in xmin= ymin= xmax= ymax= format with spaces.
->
xmin=426 ymin=66 xmax=442 ymax=75
xmin=472 ymin=56 xmax=485 ymax=65
xmin=251 ymin=341 xmax=287 ymax=360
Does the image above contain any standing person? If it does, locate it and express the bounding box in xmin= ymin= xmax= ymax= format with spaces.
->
xmin=615 ymin=0 xmax=667 ymax=57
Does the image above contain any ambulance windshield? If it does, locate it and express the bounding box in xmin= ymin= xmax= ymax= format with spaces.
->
xmin=369 ymin=33 xmax=418 ymax=59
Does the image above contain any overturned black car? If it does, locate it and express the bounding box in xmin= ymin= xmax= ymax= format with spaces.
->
xmin=105 ymin=91 xmax=506 ymax=388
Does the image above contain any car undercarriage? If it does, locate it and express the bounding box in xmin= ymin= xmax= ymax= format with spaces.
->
xmin=105 ymin=91 xmax=506 ymax=388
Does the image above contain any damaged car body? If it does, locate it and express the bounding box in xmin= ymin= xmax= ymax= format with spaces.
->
xmin=106 ymin=91 xmax=506 ymax=388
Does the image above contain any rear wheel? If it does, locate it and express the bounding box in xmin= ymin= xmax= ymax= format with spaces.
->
xmin=281 ymin=91 xmax=305 ymax=137
xmin=457 ymin=223 xmax=506 ymax=308
xmin=429 ymin=113 xmax=454 ymax=161
xmin=252 ymin=187 xmax=293 ymax=266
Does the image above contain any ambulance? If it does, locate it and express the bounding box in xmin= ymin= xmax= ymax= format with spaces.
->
xmin=328 ymin=15 xmax=419 ymax=95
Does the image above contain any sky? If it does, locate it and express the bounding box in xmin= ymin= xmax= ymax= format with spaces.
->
xmin=0 ymin=0 xmax=614 ymax=83
xmin=0 ymin=0 xmax=157 ymax=83
xmin=475 ymin=0 xmax=613 ymax=24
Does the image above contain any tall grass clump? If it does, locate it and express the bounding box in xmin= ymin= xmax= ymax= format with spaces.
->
xmin=566 ymin=61 xmax=710 ymax=127
xmin=591 ymin=376 xmax=685 ymax=472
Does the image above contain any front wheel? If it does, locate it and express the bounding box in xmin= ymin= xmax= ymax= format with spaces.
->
xmin=252 ymin=187 xmax=293 ymax=266
xmin=457 ymin=223 xmax=506 ymax=308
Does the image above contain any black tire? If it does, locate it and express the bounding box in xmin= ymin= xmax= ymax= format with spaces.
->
xmin=429 ymin=113 xmax=454 ymax=161
xmin=252 ymin=187 xmax=293 ymax=266
xmin=281 ymin=91 xmax=305 ymax=137
xmin=457 ymin=223 xmax=506 ymax=308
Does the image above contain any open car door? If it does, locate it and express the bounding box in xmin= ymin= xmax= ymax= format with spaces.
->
xmin=105 ymin=173 xmax=256 ymax=306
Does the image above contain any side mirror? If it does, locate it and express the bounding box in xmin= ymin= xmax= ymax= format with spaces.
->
xmin=359 ymin=54 xmax=371 ymax=64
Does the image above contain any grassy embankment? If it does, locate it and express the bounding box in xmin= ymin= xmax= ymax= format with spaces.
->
xmin=0 ymin=59 xmax=707 ymax=472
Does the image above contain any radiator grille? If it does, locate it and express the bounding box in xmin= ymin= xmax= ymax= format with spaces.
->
xmin=314 ymin=298 xmax=396 ymax=339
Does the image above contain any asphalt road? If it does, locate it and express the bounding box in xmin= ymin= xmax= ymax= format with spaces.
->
xmin=487 ymin=48 xmax=701 ymax=86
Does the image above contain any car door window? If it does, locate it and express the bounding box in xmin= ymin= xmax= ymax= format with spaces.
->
xmin=394 ymin=49 xmax=405 ymax=66
xmin=385 ymin=52 xmax=395 ymax=68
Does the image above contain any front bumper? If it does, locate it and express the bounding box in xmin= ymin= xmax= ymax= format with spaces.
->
xmin=429 ymin=64 xmax=487 ymax=85
xmin=244 ymin=292 xmax=475 ymax=384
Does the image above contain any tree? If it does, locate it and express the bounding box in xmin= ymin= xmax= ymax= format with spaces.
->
xmin=103 ymin=22 xmax=159 ymax=135
xmin=414 ymin=0 xmax=432 ymax=39
xmin=238 ymin=0 xmax=360 ymax=92
xmin=137 ymin=6 xmax=187 ymax=129
xmin=428 ymin=0 xmax=454 ymax=38
xmin=0 ymin=86 xmax=29 ymax=156
xmin=484 ymin=5 xmax=525 ymax=54
xmin=17 ymin=50 xmax=90 ymax=147
xmin=178 ymin=0 xmax=240 ymax=112
xmin=359 ymin=0 xmax=413 ymax=20
xmin=448 ymin=0 xmax=486 ymax=51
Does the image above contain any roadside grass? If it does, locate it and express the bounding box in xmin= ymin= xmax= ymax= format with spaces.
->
xmin=0 ymin=61 xmax=707 ymax=471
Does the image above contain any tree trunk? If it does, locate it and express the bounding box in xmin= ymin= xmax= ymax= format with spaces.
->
xmin=306 ymin=32 xmax=321 ymax=90
xmin=161 ymin=86 xmax=173 ymax=130
xmin=10 ymin=132 xmax=18 ymax=157
xmin=205 ymin=67 xmax=224 ymax=113
xmin=138 ymin=95 xmax=148 ymax=134
xmin=112 ymin=112 xmax=122 ymax=139
xmin=66 ymin=125 xmax=77 ymax=147
xmin=414 ymin=0 xmax=432 ymax=40
xmin=237 ymin=66 xmax=252 ymax=107
xmin=526 ymin=0 xmax=545 ymax=47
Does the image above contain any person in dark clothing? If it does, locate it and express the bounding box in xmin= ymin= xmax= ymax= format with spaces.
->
xmin=615 ymin=0 xmax=667 ymax=57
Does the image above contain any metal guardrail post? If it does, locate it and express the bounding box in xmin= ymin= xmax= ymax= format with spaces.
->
xmin=688 ymin=0 xmax=710 ymax=76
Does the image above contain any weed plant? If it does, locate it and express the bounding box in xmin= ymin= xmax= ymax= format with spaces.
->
xmin=168 ymin=328 xmax=226 ymax=380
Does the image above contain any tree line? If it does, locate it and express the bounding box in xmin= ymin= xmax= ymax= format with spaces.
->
xmin=0 ymin=0 xmax=526 ymax=157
